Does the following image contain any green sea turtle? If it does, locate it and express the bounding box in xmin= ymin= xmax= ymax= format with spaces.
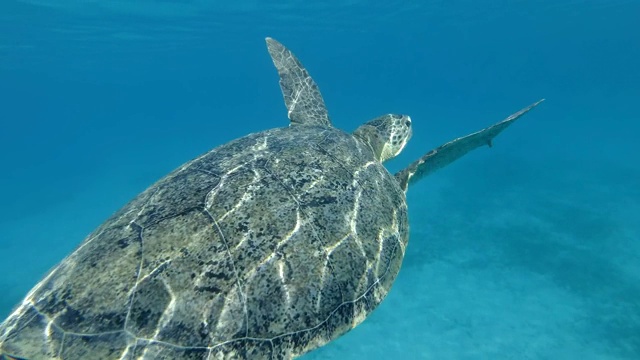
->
xmin=0 ymin=37 xmax=542 ymax=360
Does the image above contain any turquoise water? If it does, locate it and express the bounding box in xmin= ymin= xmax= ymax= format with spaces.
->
xmin=1 ymin=0 xmax=639 ymax=358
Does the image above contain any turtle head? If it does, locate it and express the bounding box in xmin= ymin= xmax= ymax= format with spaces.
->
xmin=353 ymin=114 xmax=412 ymax=162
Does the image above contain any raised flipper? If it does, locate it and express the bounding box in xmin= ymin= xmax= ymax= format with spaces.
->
xmin=0 ymin=353 xmax=28 ymax=360
xmin=395 ymin=99 xmax=544 ymax=192
xmin=266 ymin=37 xmax=332 ymax=127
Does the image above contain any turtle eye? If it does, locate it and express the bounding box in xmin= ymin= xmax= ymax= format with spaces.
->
xmin=405 ymin=118 xmax=411 ymax=127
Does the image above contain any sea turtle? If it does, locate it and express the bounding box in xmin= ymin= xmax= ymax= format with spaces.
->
xmin=0 ymin=37 xmax=542 ymax=360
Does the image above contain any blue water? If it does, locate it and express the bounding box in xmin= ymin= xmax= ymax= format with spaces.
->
xmin=1 ymin=0 xmax=639 ymax=358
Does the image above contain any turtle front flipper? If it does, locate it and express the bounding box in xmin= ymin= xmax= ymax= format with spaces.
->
xmin=395 ymin=99 xmax=544 ymax=192
xmin=266 ymin=37 xmax=332 ymax=127
xmin=0 ymin=354 xmax=28 ymax=360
